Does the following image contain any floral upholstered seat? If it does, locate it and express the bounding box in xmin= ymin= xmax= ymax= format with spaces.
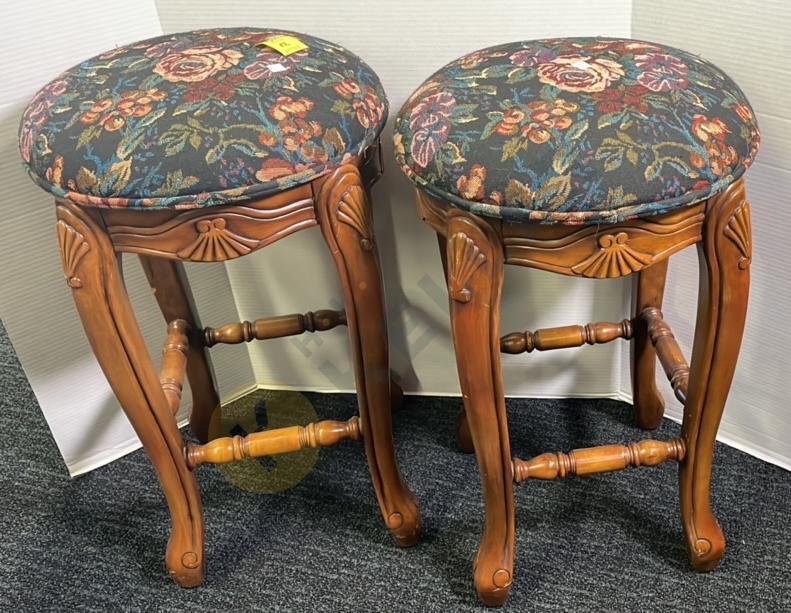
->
xmin=19 ymin=28 xmax=388 ymax=209
xmin=394 ymin=38 xmax=759 ymax=224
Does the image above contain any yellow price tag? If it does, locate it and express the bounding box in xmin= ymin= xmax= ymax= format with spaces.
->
xmin=259 ymin=35 xmax=308 ymax=56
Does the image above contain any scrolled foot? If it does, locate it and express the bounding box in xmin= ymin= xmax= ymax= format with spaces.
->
xmin=385 ymin=494 xmax=422 ymax=547
xmin=473 ymin=556 xmax=513 ymax=607
xmin=686 ymin=515 xmax=725 ymax=572
xmin=166 ymin=539 xmax=204 ymax=587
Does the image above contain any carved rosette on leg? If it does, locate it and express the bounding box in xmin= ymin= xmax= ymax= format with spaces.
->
xmin=680 ymin=179 xmax=751 ymax=571
xmin=314 ymin=164 xmax=421 ymax=546
xmin=55 ymin=201 xmax=204 ymax=587
xmin=445 ymin=210 xmax=514 ymax=606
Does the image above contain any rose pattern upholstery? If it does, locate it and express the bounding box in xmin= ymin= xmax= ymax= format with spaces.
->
xmin=394 ymin=38 xmax=760 ymax=224
xmin=19 ymin=28 xmax=388 ymax=209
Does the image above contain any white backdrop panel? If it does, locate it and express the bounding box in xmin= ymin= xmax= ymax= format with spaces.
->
xmin=0 ymin=2 xmax=255 ymax=475
xmin=155 ymin=0 xmax=634 ymax=398
xmin=631 ymin=0 xmax=791 ymax=469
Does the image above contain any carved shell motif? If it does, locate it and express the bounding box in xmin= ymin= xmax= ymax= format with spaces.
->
xmin=571 ymin=232 xmax=653 ymax=278
xmin=337 ymin=185 xmax=373 ymax=250
xmin=176 ymin=217 xmax=259 ymax=262
xmin=724 ymin=202 xmax=752 ymax=270
xmin=448 ymin=232 xmax=487 ymax=303
xmin=57 ymin=221 xmax=90 ymax=288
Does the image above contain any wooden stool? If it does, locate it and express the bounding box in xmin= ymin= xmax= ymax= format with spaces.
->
xmin=20 ymin=28 xmax=420 ymax=586
xmin=395 ymin=37 xmax=759 ymax=606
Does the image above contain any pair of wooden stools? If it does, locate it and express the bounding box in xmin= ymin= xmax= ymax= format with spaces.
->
xmin=20 ymin=29 xmax=758 ymax=605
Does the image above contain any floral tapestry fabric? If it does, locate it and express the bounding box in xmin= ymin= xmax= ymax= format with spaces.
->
xmin=19 ymin=28 xmax=388 ymax=209
xmin=394 ymin=38 xmax=760 ymax=225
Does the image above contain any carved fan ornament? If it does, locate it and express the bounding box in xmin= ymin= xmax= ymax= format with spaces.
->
xmin=176 ymin=217 xmax=259 ymax=262
xmin=724 ymin=202 xmax=752 ymax=269
xmin=448 ymin=232 xmax=487 ymax=303
xmin=571 ymin=231 xmax=653 ymax=278
xmin=57 ymin=220 xmax=90 ymax=288
xmin=337 ymin=185 xmax=374 ymax=250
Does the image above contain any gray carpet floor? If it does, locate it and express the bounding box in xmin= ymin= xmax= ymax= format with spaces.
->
xmin=0 ymin=320 xmax=789 ymax=612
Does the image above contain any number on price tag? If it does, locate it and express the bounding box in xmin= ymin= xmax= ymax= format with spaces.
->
xmin=258 ymin=35 xmax=308 ymax=56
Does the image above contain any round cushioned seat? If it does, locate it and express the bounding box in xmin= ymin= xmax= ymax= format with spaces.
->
xmin=395 ymin=38 xmax=759 ymax=224
xmin=19 ymin=28 xmax=387 ymax=209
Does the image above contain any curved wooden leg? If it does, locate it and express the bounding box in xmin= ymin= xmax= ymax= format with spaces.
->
xmin=389 ymin=369 xmax=404 ymax=412
xmin=139 ymin=256 xmax=220 ymax=443
xmin=315 ymin=165 xmax=421 ymax=546
xmin=56 ymin=202 xmax=204 ymax=586
xmin=446 ymin=211 xmax=514 ymax=606
xmin=680 ymin=180 xmax=751 ymax=571
xmin=631 ymin=259 xmax=669 ymax=429
xmin=437 ymin=232 xmax=475 ymax=454
xmin=456 ymin=406 xmax=475 ymax=454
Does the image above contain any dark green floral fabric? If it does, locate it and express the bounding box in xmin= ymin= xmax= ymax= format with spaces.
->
xmin=19 ymin=28 xmax=387 ymax=209
xmin=394 ymin=38 xmax=759 ymax=224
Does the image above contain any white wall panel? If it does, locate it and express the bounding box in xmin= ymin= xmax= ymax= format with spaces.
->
xmin=9 ymin=1 xmax=786 ymax=473
xmin=0 ymin=2 xmax=255 ymax=475
xmin=632 ymin=0 xmax=791 ymax=469
xmin=156 ymin=0 xmax=634 ymax=397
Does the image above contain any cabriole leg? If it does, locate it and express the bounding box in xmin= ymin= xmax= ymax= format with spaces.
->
xmin=632 ymin=259 xmax=669 ymax=429
xmin=56 ymin=201 xmax=204 ymax=586
xmin=316 ymin=165 xmax=421 ymax=546
xmin=437 ymin=231 xmax=475 ymax=454
xmin=446 ymin=210 xmax=514 ymax=607
xmin=680 ymin=180 xmax=751 ymax=571
xmin=139 ymin=256 xmax=220 ymax=443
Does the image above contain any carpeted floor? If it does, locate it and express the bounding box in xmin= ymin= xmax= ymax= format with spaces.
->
xmin=0 ymin=320 xmax=789 ymax=612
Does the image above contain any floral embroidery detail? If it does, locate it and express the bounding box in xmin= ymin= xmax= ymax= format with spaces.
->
xmin=243 ymin=49 xmax=307 ymax=80
xmin=352 ymin=85 xmax=386 ymax=129
xmin=256 ymin=158 xmax=299 ymax=182
xmin=537 ymin=55 xmax=625 ymax=93
xmin=154 ymin=45 xmax=244 ymax=82
xmin=520 ymin=99 xmax=578 ymax=144
xmin=269 ymin=95 xmax=314 ymax=120
xmin=408 ymin=92 xmax=457 ymax=168
xmin=690 ymin=114 xmax=737 ymax=177
xmin=19 ymin=28 xmax=388 ymax=209
xmin=19 ymin=78 xmax=68 ymax=163
xmin=503 ymin=179 xmax=533 ymax=206
xmin=79 ymin=89 xmax=168 ymax=132
xmin=334 ymin=79 xmax=361 ymax=97
xmin=509 ymin=48 xmax=555 ymax=69
xmin=458 ymin=49 xmax=508 ymax=69
xmin=184 ymin=75 xmax=245 ymax=102
xmin=591 ymin=84 xmax=649 ymax=114
xmin=456 ymin=164 xmax=486 ymax=200
xmin=634 ymin=52 xmax=689 ymax=92
xmin=395 ymin=37 xmax=759 ymax=225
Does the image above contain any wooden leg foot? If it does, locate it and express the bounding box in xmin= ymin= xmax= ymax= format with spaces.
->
xmin=474 ymin=556 xmax=513 ymax=607
xmin=317 ymin=165 xmax=421 ymax=547
xmin=446 ymin=211 xmax=514 ymax=606
xmin=56 ymin=202 xmax=204 ymax=586
xmin=680 ymin=180 xmax=750 ymax=572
